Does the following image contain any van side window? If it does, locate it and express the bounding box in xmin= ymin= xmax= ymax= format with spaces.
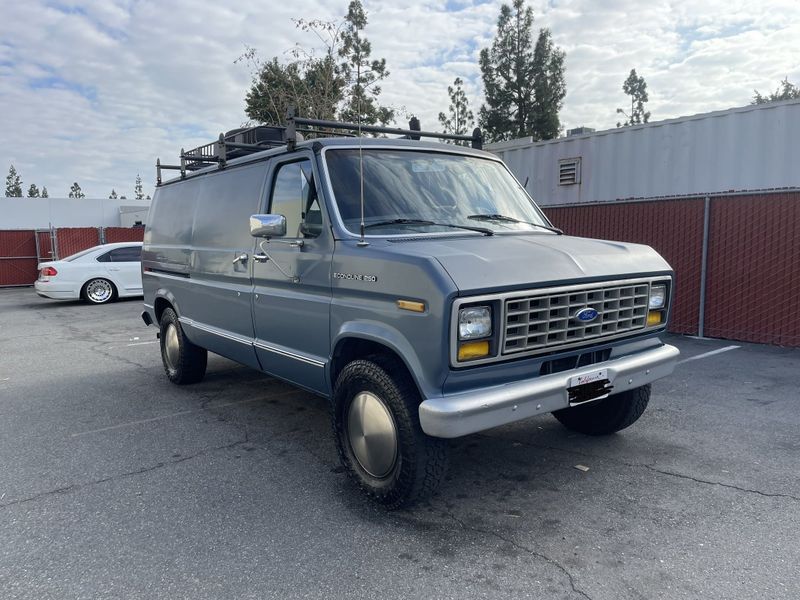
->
xmin=270 ymin=160 xmax=321 ymax=238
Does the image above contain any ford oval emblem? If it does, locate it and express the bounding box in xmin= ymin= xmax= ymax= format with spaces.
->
xmin=575 ymin=308 xmax=599 ymax=323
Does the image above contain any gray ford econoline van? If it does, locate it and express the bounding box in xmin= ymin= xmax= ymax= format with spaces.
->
xmin=142 ymin=115 xmax=679 ymax=507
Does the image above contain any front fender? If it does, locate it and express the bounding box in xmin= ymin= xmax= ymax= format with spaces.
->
xmin=331 ymin=320 xmax=440 ymax=400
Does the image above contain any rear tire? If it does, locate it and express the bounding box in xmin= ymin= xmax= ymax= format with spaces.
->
xmin=332 ymin=356 xmax=449 ymax=509
xmin=159 ymin=308 xmax=207 ymax=385
xmin=553 ymin=384 xmax=651 ymax=435
xmin=82 ymin=278 xmax=116 ymax=304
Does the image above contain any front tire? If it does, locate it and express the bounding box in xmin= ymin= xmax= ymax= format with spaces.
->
xmin=159 ymin=308 xmax=207 ymax=385
xmin=332 ymin=357 xmax=449 ymax=509
xmin=553 ymin=384 xmax=651 ymax=435
xmin=82 ymin=278 xmax=116 ymax=304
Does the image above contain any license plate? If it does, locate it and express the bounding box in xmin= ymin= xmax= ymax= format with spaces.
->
xmin=569 ymin=369 xmax=608 ymax=388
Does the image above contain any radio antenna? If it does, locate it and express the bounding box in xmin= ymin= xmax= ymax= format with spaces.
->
xmin=357 ymin=92 xmax=368 ymax=247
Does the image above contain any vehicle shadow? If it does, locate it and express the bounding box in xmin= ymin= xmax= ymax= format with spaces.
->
xmin=22 ymin=296 xmax=143 ymax=310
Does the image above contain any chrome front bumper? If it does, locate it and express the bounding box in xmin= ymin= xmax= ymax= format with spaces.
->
xmin=418 ymin=343 xmax=680 ymax=438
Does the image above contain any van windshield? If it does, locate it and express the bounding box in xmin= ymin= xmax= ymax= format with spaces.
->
xmin=325 ymin=149 xmax=551 ymax=235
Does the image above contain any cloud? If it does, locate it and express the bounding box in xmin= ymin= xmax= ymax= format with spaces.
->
xmin=0 ymin=0 xmax=797 ymax=197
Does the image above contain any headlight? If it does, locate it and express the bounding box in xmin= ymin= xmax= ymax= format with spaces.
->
xmin=459 ymin=306 xmax=492 ymax=340
xmin=648 ymin=284 xmax=666 ymax=310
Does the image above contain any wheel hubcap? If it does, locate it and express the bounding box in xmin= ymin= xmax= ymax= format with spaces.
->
xmin=86 ymin=279 xmax=112 ymax=302
xmin=347 ymin=391 xmax=398 ymax=478
xmin=164 ymin=323 xmax=180 ymax=370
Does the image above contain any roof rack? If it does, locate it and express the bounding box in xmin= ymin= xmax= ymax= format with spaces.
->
xmin=156 ymin=126 xmax=291 ymax=185
xmin=283 ymin=106 xmax=484 ymax=151
xmin=156 ymin=107 xmax=483 ymax=186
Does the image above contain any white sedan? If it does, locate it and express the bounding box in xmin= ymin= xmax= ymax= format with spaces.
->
xmin=35 ymin=242 xmax=143 ymax=304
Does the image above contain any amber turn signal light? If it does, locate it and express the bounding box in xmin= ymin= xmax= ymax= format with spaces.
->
xmin=457 ymin=340 xmax=490 ymax=361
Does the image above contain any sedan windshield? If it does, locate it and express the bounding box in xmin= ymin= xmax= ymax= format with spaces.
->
xmin=325 ymin=149 xmax=551 ymax=235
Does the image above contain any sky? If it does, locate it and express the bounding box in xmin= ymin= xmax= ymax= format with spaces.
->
xmin=1 ymin=0 xmax=798 ymax=199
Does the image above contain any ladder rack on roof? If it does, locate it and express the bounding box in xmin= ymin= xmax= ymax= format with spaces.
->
xmin=156 ymin=125 xmax=290 ymax=185
xmin=156 ymin=107 xmax=484 ymax=186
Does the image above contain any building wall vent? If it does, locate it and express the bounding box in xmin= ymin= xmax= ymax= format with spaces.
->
xmin=559 ymin=158 xmax=581 ymax=185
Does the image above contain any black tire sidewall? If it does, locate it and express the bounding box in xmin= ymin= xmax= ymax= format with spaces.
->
xmin=554 ymin=384 xmax=651 ymax=435
xmin=332 ymin=359 xmax=425 ymax=506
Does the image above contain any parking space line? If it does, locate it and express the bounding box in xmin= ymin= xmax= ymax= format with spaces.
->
xmin=105 ymin=340 xmax=159 ymax=349
xmin=70 ymin=391 xmax=298 ymax=438
xmin=677 ymin=345 xmax=740 ymax=365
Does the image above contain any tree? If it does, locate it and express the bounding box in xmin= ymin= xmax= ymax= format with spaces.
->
xmin=41 ymin=186 xmax=49 ymax=198
xmin=479 ymin=0 xmax=566 ymax=142
xmin=241 ymin=3 xmax=393 ymax=128
xmin=134 ymin=174 xmax=143 ymax=200
xmin=69 ymin=182 xmax=85 ymax=198
xmin=531 ymin=29 xmax=567 ymax=140
xmin=5 ymin=165 xmax=23 ymax=197
xmin=752 ymin=78 xmax=800 ymax=104
xmin=27 ymin=184 xmax=40 ymax=197
xmin=242 ymin=20 xmax=345 ymax=125
xmin=109 ymin=189 xmax=118 ymax=199
xmin=438 ymin=77 xmax=475 ymax=142
xmin=616 ymin=69 xmax=650 ymax=127
xmin=245 ymin=57 xmax=309 ymax=125
xmin=337 ymin=0 xmax=394 ymax=126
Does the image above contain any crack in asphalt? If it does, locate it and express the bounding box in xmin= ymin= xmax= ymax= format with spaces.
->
xmin=641 ymin=465 xmax=800 ymax=502
xmin=0 ymin=438 xmax=247 ymax=510
xmin=443 ymin=511 xmax=592 ymax=600
xmin=478 ymin=434 xmax=800 ymax=503
xmin=90 ymin=342 xmax=151 ymax=370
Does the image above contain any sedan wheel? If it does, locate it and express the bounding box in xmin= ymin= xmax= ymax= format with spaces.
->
xmin=83 ymin=278 xmax=115 ymax=304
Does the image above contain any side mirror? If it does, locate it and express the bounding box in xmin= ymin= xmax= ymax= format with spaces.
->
xmin=250 ymin=214 xmax=287 ymax=238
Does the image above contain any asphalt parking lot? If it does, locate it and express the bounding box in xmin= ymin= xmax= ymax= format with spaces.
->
xmin=1 ymin=288 xmax=798 ymax=600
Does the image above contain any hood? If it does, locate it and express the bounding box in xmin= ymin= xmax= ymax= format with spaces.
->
xmin=384 ymin=233 xmax=672 ymax=294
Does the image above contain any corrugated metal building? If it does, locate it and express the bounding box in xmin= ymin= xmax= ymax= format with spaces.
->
xmin=488 ymin=99 xmax=800 ymax=206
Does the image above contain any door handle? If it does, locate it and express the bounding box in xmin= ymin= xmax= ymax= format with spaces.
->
xmin=232 ymin=253 xmax=249 ymax=265
xmin=253 ymin=253 xmax=269 ymax=263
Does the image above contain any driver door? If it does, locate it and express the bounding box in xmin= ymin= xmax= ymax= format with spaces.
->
xmin=251 ymin=154 xmax=332 ymax=394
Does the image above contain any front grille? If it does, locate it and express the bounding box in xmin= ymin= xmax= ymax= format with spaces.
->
xmin=503 ymin=282 xmax=650 ymax=354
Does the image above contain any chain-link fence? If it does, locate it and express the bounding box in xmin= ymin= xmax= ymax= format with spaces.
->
xmin=103 ymin=226 xmax=146 ymax=244
xmin=0 ymin=227 xmax=145 ymax=287
xmin=0 ymin=230 xmax=38 ymax=287
xmin=545 ymin=190 xmax=800 ymax=347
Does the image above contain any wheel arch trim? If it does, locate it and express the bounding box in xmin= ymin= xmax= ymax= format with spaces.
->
xmin=330 ymin=321 xmax=433 ymax=399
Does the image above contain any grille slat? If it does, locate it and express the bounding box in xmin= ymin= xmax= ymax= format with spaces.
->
xmin=503 ymin=282 xmax=650 ymax=354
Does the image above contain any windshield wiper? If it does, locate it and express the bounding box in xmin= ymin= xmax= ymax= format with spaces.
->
xmin=468 ymin=213 xmax=563 ymax=234
xmin=363 ymin=218 xmax=493 ymax=236
xmin=364 ymin=218 xmax=436 ymax=228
